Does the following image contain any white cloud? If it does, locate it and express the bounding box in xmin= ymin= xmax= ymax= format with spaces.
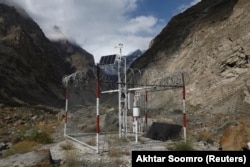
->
xmin=4 ymin=0 xmax=163 ymax=62
xmin=121 ymin=16 xmax=158 ymax=35
xmin=176 ymin=0 xmax=201 ymax=14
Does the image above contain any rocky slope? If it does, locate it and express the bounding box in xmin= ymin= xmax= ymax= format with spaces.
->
xmin=0 ymin=3 xmax=95 ymax=107
xmin=52 ymin=40 xmax=95 ymax=71
xmin=131 ymin=0 xmax=250 ymax=149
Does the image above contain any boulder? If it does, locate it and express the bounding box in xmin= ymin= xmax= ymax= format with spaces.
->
xmin=220 ymin=119 xmax=250 ymax=150
xmin=0 ymin=149 xmax=54 ymax=167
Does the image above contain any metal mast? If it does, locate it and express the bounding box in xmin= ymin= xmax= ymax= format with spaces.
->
xmin=115 ymin=43 xmax=127 ymax=138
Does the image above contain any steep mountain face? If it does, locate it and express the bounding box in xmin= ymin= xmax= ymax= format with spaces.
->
xmin=132 ymin=0 xmax=249 ymax=110
xmin=0 ymin=4 xmax=95 ymax=106
xmin=130 ymin=0 xmax=250 ymax=149
xmin=52 ymin=40 xmax=95 ymax=71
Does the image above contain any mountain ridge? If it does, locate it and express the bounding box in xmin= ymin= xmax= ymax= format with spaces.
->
xmin=129 ymin=0 xmax=250 ymax=150
xmin=0 ymin=3 xmax=95 ymax=107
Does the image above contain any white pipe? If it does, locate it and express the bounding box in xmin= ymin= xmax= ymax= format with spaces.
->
xmin=101 ymin=86 xmax=154 ymax=94
xmin=96 ymin=98 xmax=100 ymax=154
xmin=118 ymin=52 xmax=122 ymax=138
xmin=65 ymin=134 xmax=97 ymax=151
xmin=64 ymin=88 xmax=69 ymax=137
xmin=182 ymin=72 xmax=187 ymax=143
xmin=145 ymin=91 xmax=148 ymax=130
xmin=96 ymin=65 xmax=100 ymax=153
xmin=135 ymin=117 xmax=138 ymax=143
xmin=183 ymin=99 xmax=186 ymax=143
xmin=127 ymin=87 xmax=154 ymax=91
xmin=132 ymin=117 xmax=135 ymax=133
xmin=101 ymin=89 xmax=119 ymax=94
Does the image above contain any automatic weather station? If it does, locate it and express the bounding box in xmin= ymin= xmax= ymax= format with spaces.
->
xmin=62 ymin=43 xmax=190 ymax=153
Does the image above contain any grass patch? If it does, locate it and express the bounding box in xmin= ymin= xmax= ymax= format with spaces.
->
xmin=3 ymin=140 xmax=38 ymax=157
xmin=12 ymin=128 xmax=53 ymax=144
xmin=63 ymin=150 xmax=87 ymax=167
xmin=36 ymin=121 xmax=59 ymax=134
xmin=174 ymin=140 xmax=195 ymax=151
xmin=60 ymin=141 xmax=74 ymax=150
xmin=108 ymin=135 xmax=129 ymax=144
xmin=25 ymin=129 xmax=53 ymax=144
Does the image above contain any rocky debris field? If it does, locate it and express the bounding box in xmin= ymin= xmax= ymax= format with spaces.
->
xmin=0 ymin=104 xmax=62 ymax=156
xmin=0 ymin=104 xmax=250 ymax=167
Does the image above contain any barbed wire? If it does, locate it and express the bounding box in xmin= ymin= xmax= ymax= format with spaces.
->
xmin=62 ymin=68 xmax=190 ymax=91
xmin=62 ymin=68 xmax=96 ymax=88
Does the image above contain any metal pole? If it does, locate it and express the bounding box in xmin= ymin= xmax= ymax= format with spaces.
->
xmin=182 ymin=73 xmax=187 ymax=143
xmin=124 ymin=55 xmax=128 ymax=138
xmin=64 ymin=87 xmax=69 ymax=137
xmin=132 ymin=116 xmax=135 ymax=133
xmin=135 ymin=117 xmax=138 ymax=143
xmin=96 ymin=64 xmax=100 ymax=153
xmin=118 ymin=47 xmax=122 ymax=138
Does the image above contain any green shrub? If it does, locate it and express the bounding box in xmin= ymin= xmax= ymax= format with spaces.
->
xmin=24 ymin=129 xmax=53 ymax=144
xmin=174 ymin=141 xmax=194 ymax=151
xmin=12 ymin=128 xmax=53 ymax=144
xmin=64 ymin=150 xmax=87 ymax=167
xmin=3 ymin=140 xmax=38 ymax=157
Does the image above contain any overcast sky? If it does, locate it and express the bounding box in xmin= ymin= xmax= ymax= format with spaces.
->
xmin=3 ymin=0 xmax=201 ymax=62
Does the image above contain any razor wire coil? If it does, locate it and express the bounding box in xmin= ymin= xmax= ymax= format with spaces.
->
xmin=62 ymin=68 xmax=190 ymax=91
